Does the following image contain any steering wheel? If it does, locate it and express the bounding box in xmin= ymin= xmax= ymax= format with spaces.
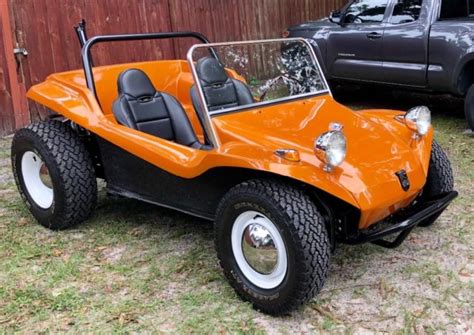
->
xmin=344 ymin=13 xmax=363 ymax=24
xmin=258 ymin=76 xmax=284 ymax=101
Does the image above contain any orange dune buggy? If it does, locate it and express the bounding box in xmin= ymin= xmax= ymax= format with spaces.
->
xmin=11 ymin=23 xmax=457 ymax=315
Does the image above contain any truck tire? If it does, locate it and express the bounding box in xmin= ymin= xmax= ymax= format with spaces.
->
xmin=419 ymin=141 xmax=454 ymax=227
xmin=11 ymin=121 xmax=97 ymax=230
xmin=464 ymin=85 xmax=474 ymax=131
xmin=215 ymin=179 xmax=330 ymax=315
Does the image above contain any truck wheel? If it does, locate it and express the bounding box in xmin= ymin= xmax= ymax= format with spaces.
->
xmin=419 ymin=141 xmax=454 ymax=227
xmin=11 ymin=121 xmax=97 ymax=230
xmin=215 ymin=179 xmax=330 ymax=315
xmin=464 ymin=85 xmax=474 ymax=131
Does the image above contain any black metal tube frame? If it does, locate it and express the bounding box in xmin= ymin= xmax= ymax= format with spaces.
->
xmin=80 ymin=31 xmax=213 ymax=98
xmin=346 ymin=191 xmax=458 ymax=248
xmin=74 ymin=20 xmax=89 ymax=48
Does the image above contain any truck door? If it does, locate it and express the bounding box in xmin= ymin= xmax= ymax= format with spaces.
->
xmin=328 ymin=0 xmax=390 ymax=82
xmin=381 ymin=0 xmax=428 ymax=87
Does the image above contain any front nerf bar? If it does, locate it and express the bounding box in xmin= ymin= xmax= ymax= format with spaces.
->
xmin=347 ymin=191 xmax=458 ymax=249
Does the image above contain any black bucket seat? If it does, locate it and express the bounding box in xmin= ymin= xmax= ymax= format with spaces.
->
xmin=112 ymin=69 xmax=208 ymax=150
xmin=190 ymin=57 xmax=254 ymax=115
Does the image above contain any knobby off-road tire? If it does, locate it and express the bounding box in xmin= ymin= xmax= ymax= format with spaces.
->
xmin=215 ymin=179 xmax=331 ymax=315
xmin=419 ymin=141 xmax=454 ymax=227
xmin=464 ymin=85 xmax=474 ymax=131
xmin=11 ymin=121 xmax=97 ymax=230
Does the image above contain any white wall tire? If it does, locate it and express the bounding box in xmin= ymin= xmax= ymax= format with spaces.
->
xmin=215 ymin=179 xmax=331 ymax=315
xmin=231 ymin=211 xmax=288 ymax=290
xmin=12 ymin=121 xmax=97 ymax=230
xmin=21 ymin=151 xmax=54 ymax=209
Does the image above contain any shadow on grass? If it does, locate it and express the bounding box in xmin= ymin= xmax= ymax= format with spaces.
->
xmin=85 ymin=190 xmax=395 ymax=284
xmin=81 ymin=191 xmax=215 ymax=243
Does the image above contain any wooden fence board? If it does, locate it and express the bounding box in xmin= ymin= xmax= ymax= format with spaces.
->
xmin=0 ymin=0 xmax=345 ymax=135
xmin=0 ymin=9 xmax=15 ymax=135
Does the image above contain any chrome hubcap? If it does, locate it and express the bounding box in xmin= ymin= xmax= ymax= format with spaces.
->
xmin=21 ymin=151 xmax=54 ymax=209
xmin=242 ymin=223 xmax=278 ymax=275
xmin=231 ymin=211 xmax=287 ymax=289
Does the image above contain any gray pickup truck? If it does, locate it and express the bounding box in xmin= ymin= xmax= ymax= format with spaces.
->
xmin=286 ymin=0 xmax=474 ymax=130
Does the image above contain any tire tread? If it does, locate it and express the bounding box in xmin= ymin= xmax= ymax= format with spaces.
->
xmin=12 ymin=121 xmax=97 ymax=230
xmin=419 ymin=140 xmax=454 ymax=227
xmin=215 ymin=179 xmax=330 ymax=315
xmin=425 ymin=141 xmax=454 ymax=196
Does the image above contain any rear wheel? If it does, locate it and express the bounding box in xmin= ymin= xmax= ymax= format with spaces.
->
xmin=464 ymin=84 xmax=474 ymax=131
xmin=11 ymin=121 xmax=97 ymax=230
xmin=419 ymin=141 xmax=454 ymax=227
xmin=215 ymin=179 xmax=330 ymax=315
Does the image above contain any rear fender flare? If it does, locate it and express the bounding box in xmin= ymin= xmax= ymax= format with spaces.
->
xmin=27 ymin=76 xmax=105 ymax=128
xmin=453 ymin=52 xmax=474 ymax=96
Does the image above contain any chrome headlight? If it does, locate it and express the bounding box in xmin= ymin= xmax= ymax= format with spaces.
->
xmin=314 ymin=123 xmax=347 ymax=172
xmin=405 ymin=106 xmax=431 ymax=136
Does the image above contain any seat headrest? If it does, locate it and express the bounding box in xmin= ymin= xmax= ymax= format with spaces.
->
xmin=196 ymin=57 xmax=229 ymax=85
xmin=117 ymin=69 xmax=156 ymax=99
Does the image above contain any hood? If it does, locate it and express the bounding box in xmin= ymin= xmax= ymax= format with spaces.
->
xmin=288 ymin=18 xmax=336 ymax=32
xmin=214 ymin=95 xmax=432 ymax=226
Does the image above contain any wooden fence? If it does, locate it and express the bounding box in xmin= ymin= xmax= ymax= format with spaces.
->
xmin=0 ymin=5 xmax=14 ymax=135
xmin=0 ymin=0 xmax=346 ymax=135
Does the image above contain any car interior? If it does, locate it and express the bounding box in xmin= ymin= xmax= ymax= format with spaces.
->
xmin=112 ymin=68 xmax=210 ymax=150
xmin=111 ymin=57 xmax=254 ymax=149
xmin=190 ymin=57 xmax=254 ymax=115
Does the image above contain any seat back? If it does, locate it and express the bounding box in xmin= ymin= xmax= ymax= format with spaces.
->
xmin=191 ymin=57 xmax=254 ymax=115
xmin=112 ymin=69 xmax=207 ymax=149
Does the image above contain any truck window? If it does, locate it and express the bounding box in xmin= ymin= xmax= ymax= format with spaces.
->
xmin=390 ymin=0 xmax=422 ymax=24
xmin=343 ymin=0 xmax=389 ymax=24
xmin=440 ymin=0 xmax=474 ymax=19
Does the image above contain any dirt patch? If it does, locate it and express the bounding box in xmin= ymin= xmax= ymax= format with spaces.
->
xmin=101 ymin=246 xmax=127 ymax=264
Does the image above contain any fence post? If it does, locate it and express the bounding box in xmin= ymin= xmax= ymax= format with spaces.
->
xmin=0 ymin=0 xmax=29 ymax=131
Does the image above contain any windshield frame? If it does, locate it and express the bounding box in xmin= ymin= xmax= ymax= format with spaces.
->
xmin=186 ymin=38 xmax=332 ymax=147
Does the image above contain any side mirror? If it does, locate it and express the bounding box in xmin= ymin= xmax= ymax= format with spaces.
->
xmin=329 ymin=10 xmax=342 ymax=24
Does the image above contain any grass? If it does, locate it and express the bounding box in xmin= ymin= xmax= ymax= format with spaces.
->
xmin=0 ymin=91 xmax=473 ymax=333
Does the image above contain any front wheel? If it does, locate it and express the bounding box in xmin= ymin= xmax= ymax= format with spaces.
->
xmin=464 ymin=85 xmax=474 ymax=131
xmin=419 ymin=141 xmax=454 ymax=227
xmin=11 ymin=121 xmax=97 ymax=230
xmin=215 ymin=179 xmax=330 ymax=315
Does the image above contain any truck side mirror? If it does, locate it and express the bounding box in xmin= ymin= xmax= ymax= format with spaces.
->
xmin=329 ymin=10 xmax=342 ymax=24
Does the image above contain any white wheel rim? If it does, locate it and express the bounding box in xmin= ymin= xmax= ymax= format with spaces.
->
xmin=231 ymin=211 xmax=288 ymax=289
xmin=21 ymin=151 xmax=54 ymax=209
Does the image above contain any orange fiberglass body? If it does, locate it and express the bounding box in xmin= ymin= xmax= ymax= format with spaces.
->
xmin=27 ymin=59 xmax=433 ymax=230
xmin=13 ymin=30 xmax=458 ymax=315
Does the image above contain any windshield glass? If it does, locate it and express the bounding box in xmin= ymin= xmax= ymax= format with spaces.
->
xmin=189 ymin=39 xmax=329 ymax=115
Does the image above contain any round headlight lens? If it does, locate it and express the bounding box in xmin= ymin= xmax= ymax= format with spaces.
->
xmin=405 ymin=106 xmax=431 ymax=136
xmin=315 ymin=130 xmax=347 ymax=170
